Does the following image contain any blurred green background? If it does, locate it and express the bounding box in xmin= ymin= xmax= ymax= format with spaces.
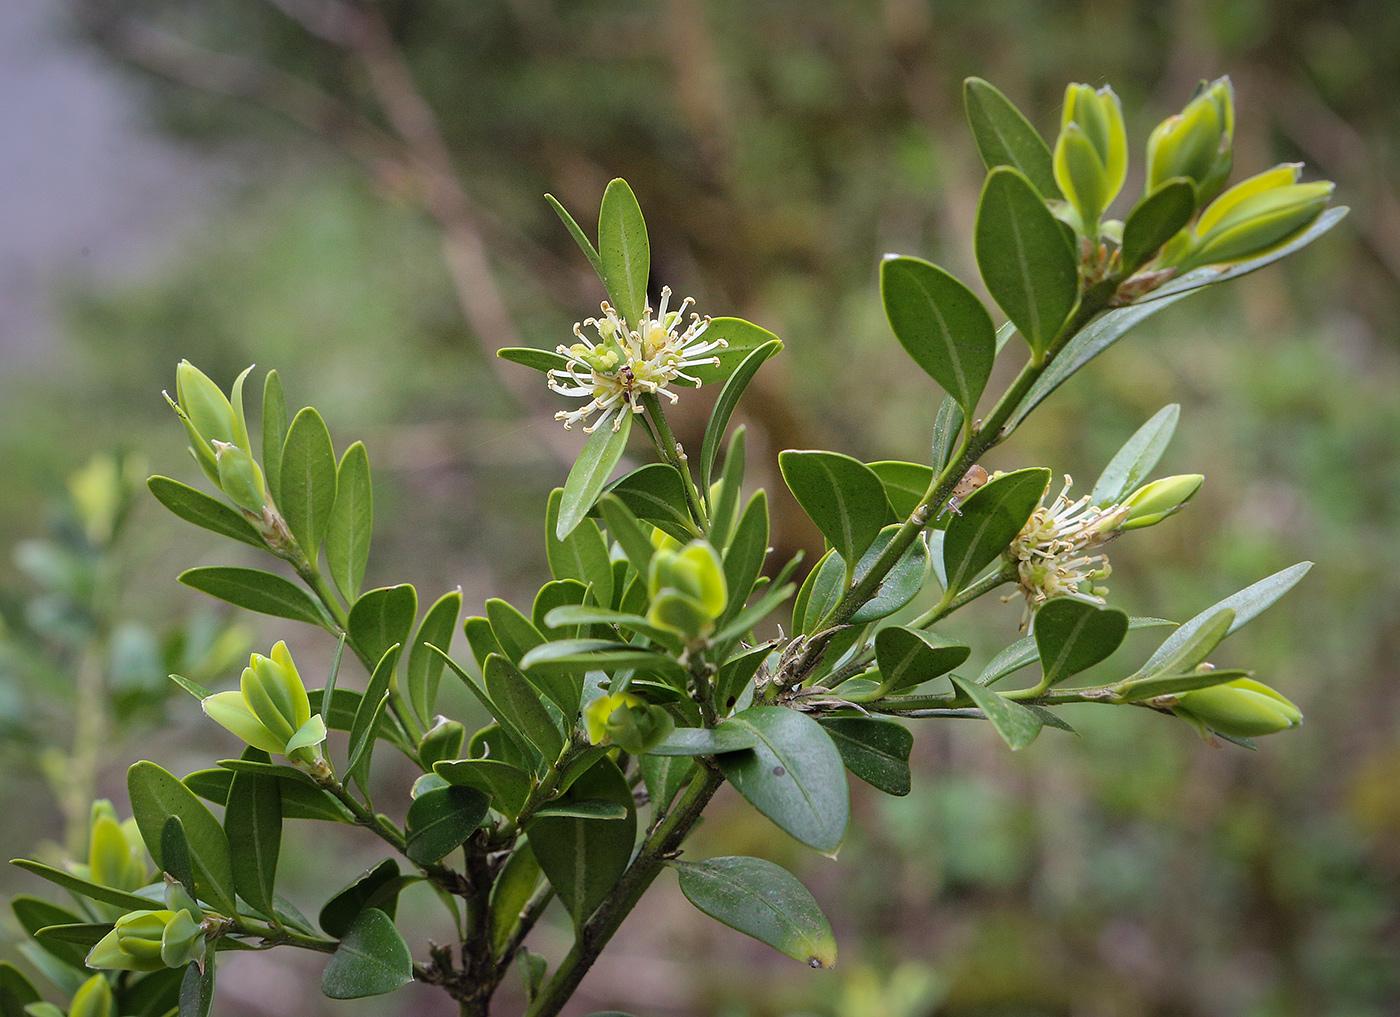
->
xmin=2 ymin=1 xmax=1399 ymax=1015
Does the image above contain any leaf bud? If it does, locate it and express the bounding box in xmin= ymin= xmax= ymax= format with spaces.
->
xmin=1119 ymin=474 xmax=1203 ymax=530
xmin=212 ymin=441 xmax=268 ymax=516
xmin=170 ymin=362 xmax=254 ymax=486
xmin=1172 ymin=677 xmax=1302 ymax=739
xmin=202 ymin=641 xmax=327 ymax=766
xmin=1178 ymin=164 xmax=1334 ymax=270
xmin=68 ymin=974 xmax=115 ymax=1017
xmin=1053 ymin=83 xmax=1127 ymax=236
xmin=419 ymin=717 xmax=467 ymax=769
xmin=646 ymin=539 xmax=727 ymax=639
xmin=86 ymin=907 xmax=205 ymax=972
xmin=1146 ymin=76 xmax=1235 ymax=203
xmin=88 ymin=805 xmax=150 ymax=894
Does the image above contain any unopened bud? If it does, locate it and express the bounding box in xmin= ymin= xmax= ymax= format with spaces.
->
xmin=1179 ymin=164 xmax=1333 ymax=270
xmin=170 ymin=361 xmax=256 ymax=488
xmin=1146 ymin=76 xmax=1235 ymax=203
xmin=583 ymin=692 xmax=675 ymax=753
xmin=213 ymin=441 xmax=267 ymax=516
xmin=1119 ymin=474 xmax=1203 ymax=530
xmin=202 ymin=641 xmax=326 ymax=766
xmin=646 ymin=539 xmax=727 ymax=639
xmin=69 ymin=974 xmax=115 ymax=1017
xmin=419 ymin=718 xmax=466 ymax=769
xmin=86 ymin=907 xmax=205 ymax=972
xmin=1172 ymin=677 xmax=1302 ymax=739
xmin=1053 ymin=83 xmax=1127 ymax=236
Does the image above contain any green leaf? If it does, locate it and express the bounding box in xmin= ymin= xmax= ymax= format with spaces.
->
xmin=930 ymin=397 xmax=965 ymax=475
xmin=675 ymin=856 xmax=836 ymax=968
xmin=1133 ymin=608 xmax=1235 ymax=683
xmin=179 ymin=956 xmax=215 ymax=1017
xmin=347 ymin=584 xmax=417 ymax=677
xmin=541 ymin=606 xmax=682 ymax=652
xmin=779 ymin=450 xmax=890 ymax=570
xmin=712 ymin=642 xmax=774 ymax=716
xmin=545 ymin=193 xmax=603 ymax=276
xmin=1033 ymin=597 xmax=1129 ymax=687
xmin=12 ymin=899 xmax=90 ymax=969
xmin=520 ymin=639 xmax=687 ymax=685
xmin=874 ymin=626 xmax=970 ymax=694
xmin=719 ymin=491 xmax=770 ymax=626
xmin=547 ymin=488 xmax=612 ymax=598
xmin=128 ymin=761 xmax=237 ymax=915
xmin=648 ymin=722 xmax=764 ymax=756
xmin=183 ymin=768 xmax=352 ymax=823
xmin=405 ymin=786 xmax=490 ymax=865
xmin=1117 ymin=667 xmax=1251 ymax=702
xmin=1137 ymin=563 xmax=1312 ymax=677
xmin=321 ymin=909 xmax=413 ymax=1000
xmin=700 ymin=339 xmax=783 ymax=491
xmin=977 ymin=634 xmax=1037 ymax=687
xmin=1121 ymin=179 xmax=1196 ymax=273
xmin=406 ymin=589 xmax=461 ymax=729
xmin=597 ymin=178 xmax=650 ymax=326
xmin=347 ymin=644 xmax=402 ymax=787
xmin=319 ymin=860 xmax=405 ymax=938
xmin=1090 ymin=404 xmax=1180 ymax=506
xmin=497 ymin=347 xmax=572 ymax=375
xmin=531 ymin=799 xmax=628 ymax=820
xmin=880 ymin=256 xmax=996 ymax=414
xmin=975 ymin=167 xmax=1079 ymax=358
xmin=326 ymin=442 xmax=373 ymax=603
xmin=279 ymin=406 xmax=337 ymax=557
xmin=160 ymin=814 xmax=196 ymax=897
xmin=433 ymin=759 xmax=532 ymax=818
xmin=640 ymin=754 xmax=695 ymax=815
xmin=489 ymin=842 xmax=541 ymax=955
xmin=601 ymin=464 xmax=696 ymax=541
xmin=486 ymin=598 xmax=547 ymax=666
xmin=216 ymin=758 xmax=315 ymax=786
xmin=533 ymin=579 xmax=590 ymax=638
xmin=147 ymin=476 xmax=264 ymax=548
xmin=868 ymin=461 xmax=934 ymax=522
xmin=0 ymin=962 xmax=40 ymax=1017
xmin=6 ymin=860 xmax=162 ymax=914
xmin=484 ymin=655 xmax=564 ymax=760
xmin=261 ymin=369 xmax=288 ymax=501
xmin=685 ymin=318 xmax=784 ymax=387
xmin=224 ymin=772 xmax=282 ymax=920
xmin=963 ymin=77 xmax=1060 ymax=200
xmin=527 ymin=757 xmax=635 ymax=925
xmin=943 ymin=467 xmax=1049 ymax=593
xmin=178 ymin=567 xmax=330 ymax=628
xmin=846 ymin=524 xmax=930 ymax=625
xmin=717 ymin=707 xmax=849 ymax=854
xmin=596 ymin=495 xmax=654 ymax=579
xmin=709 ymin=427 xmax=747 ymax=550
xmin=817 ymin=717 xmax=912 ymax=796
xmin=949 ymin=675 xmax=1043 ymax=750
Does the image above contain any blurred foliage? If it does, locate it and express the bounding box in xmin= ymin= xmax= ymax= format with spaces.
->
xmin=2 ymin=0 xmax=1399 ymax=1014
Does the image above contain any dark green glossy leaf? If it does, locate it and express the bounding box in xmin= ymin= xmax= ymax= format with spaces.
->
xmin=326 ymin=442 xmax=373 ymax=603
xmin=161 ymin=814 xmax=195 ymax=898
xmin=548 ymin=487 xmax=616 ymax=606
xmin=640 ymin=754 xmax=695 ymax=816
xmin=675 ymin=856 xmax=836 ymax=968
xmin=497 ymin=347 xmax=571 ymax=375
xmin=533 ymin=579 xmax=590 ymax=638
xmin=0 ymin=962 xmax=40 ymax=1017
xmin=532 ymin=799 xmax=628 ymax=820
xmin=407 ymin=589 xmax=462 ymax=730
xmin=717 ymin=707 xmax=849 ymax=854
xmin=319 ymin=860 xmax=403 ymax=938
xmin=1034 ymin=597 xmax=1129 ymax=686
xmin=128 ymin=761 xmax=237 ymax=915
xmin=943 ymin=467 xmax=1049 ymax=593
xmin=719 ymin=491 xmax=770 ymax=626
xmin=949 ymin=675 xmax=1043 ymax=750
xmin=557 ymin=413 xmax=634 ymax=542
xmin=601 ymin=464 xmax=696 ymax=541
xmin=12 ymin=898 xmax=89 ymax=968
xmin=874 ymin=626 xmax=971 ymax=694
xmin=709 ymin=427 xmax=747 ymax=550
xmin=261 ymin=370 xmax=287 ymax=508
xmin=279 ymin=406 xmax=337 ymax=557
xmin=930 ymin=397 xmax=965 ymax=475
xmin=216 ymin=757 xmax=315 ymax=785
xmin=433 ymin=758 xmax=531 ymax=818
xmin=520 ymin=639 xmax=687 ymax=684
xmin=964 ymin=77 xmax=1060 ymax=199
xmin=597 ymin=495 xmax=654 ymax=578
xmin=975 ymin=167 xmax=1079 ymax=357
xmin=1136 ymin=563 xmax=1312 ymax=676
xmin=347 ymin=585 xmax=416 ymax=678
xmin=489 ymin=842 xmax=541 ymax=955
xmin=183 ymin=768 xmax=352 ymax=823
xmin=405 ymin=786 xmax=490 ymax=865
xmin=347 ymin=644 xmax=402 ymax=787
xmin=1091 ymin=404 xmax=1180 ymax=506
xmin=7 ymin=860 xmax=154 ymax=914
xmin=545 ymin=193 xmax=603 ymax=276
xmin=818 ymin=717 xmax=912 ymax=796
xmin=712 ymin=642 xmax=774 ymax=716
xmin=485 ymin=655 xmax=564 ymax=760
xmin=701 ymin=339 xmax=783 ymax=491
xmin=1121 ymin=179 xmax=1196 ymax=273
xmin=868 ymin=461 xmax=934 ymax=522
xmin=179 ymin=955 xmax=215 ymax=1017
xmin=147 ymin=476 xmax=263 ymax=548
xmin=648 ymin=722 xmax=764 ymax=756
xmin=847 ymin=525 xmax=930 ymax=625
xmin=224 ymin=771 xmax=282 ymax=919
xmin=486 ymin=598 xmax=546 ymax=666
xmin=779 ymin=451 xmax=889 ymax=570
xmin=528 ymin=757 xmax=635 ymax=925
xmin=321 ymin=909 xmax=412 ymax=1000
xmin=597 ymin=178 xmax=649 ymax=327
xmin=178 ymin=567 xmax=329 ymax=628
xmin=881 ymin=256 xmax=996 ymax=414
xmin=685 ymin=318 xmax=783 ymax=387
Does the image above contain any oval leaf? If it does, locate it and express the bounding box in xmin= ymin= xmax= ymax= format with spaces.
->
xmin=178 ymin=567 xmax=329 ymax=628
xmin=943 ymin=467 xmax=1050 ymax=594
xmin=817 ymin=717 xmax=913 ymax=797
xmin=319 ymin=860 xmax=404 ymax=938
xmin=647 ymin=722 xmax=764 ymax=756
xmin=326 ymin=442 xmax=373 ymax=603
xmin=321 ymin=908 xmax=412 ymax=1000
xmin=347 ymin=585 xmax=417 ymax=676
xmin=675 ymin=856 xmax=836 ymax=968
xmin=881 ymin=256 xmax=996 ymax=414
xmin=963 ymin=77 xmax=1060 ymax=200
xmin=279 ymin=406 xmax=337 ymax=557
xmin=547 ymin=488 xmax=615 ymax=607
xmin=597 ymin=178 xmax=650 ymax=327
xmin=779 ymin=451 xmax=889 ymax=569
xmin=1033 ymin=597 xmax=1129 ymax=686
xmin=716 ymin=707 xmax=849 ymax=854
xmin=1121 ymin=179 xmax=1196 ymax=273
xmin=433 ymin=758 xmax=532 ymax=818
xmin=407 ymin=589 xmax=462 ymax=730
xmin=1090 ymin=404 xmax=1180 ymax=506
xmin=949 ymin=675 xmax=1043 ymax=751
xmin=975 ymin=166 xmax=1079 ymax=357
xmin=557 ymin=413 xmax=633 ymax=542
xmin=224 ymin=772 xmax=282 ymax=920
xmin=874 ymin=626 xmax=971 ymax=694
xmin=405 ymin=785 xmax=490 ymax=865
xmin=128 ymin=761 xmax=237 ymax=915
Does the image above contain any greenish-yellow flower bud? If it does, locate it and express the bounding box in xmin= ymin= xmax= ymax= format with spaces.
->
xmin=1179 ymin=164 xmax=1334 ymax=270
xmin=88 ymin=806 xmax=149 ymax=894
xmin=1119 ymin=474 xmax=1203 ymax=530
xmin=202 ymin=641 xmax=327 ymax=765
xmin=69 ymin=974 xmax=115 ymax=1017
xmin=419 ymin=717 xmax=466 ymax=769
xmin=86 ymin=907 xmax=205 ymax=972
xmin=1173 ymin=677 xmax=1302 ymax=739
xmin=1146 ymin=76 xmax=1234 ymax=203
xmin=170 ymin=362 xmax=257 ymax=489
xmin=1054 ymin=83 xmax=1127 ymax=236
xmin=212 ymin=441 xmax=267 ymax=516
xmin=583 ymin=692 xmax=675 ymax=753
xmin=646 ymin=539 xmax=727 ymax=639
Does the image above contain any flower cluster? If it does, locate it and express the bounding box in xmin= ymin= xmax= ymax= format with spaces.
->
xmin=1006 ymin=475 xmax=1128 ymax=620
xmin=548 ymin=287 xmax=725 ymax=432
